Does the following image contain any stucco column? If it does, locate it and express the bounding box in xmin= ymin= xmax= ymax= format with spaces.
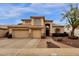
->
xmin=9 ymin=29 xmax=12 ymax=34
xmin=41 ymin=18 xmax=45 ymax=37
xmin=50 ymin=22 xmax=53 ymax=36
xmin=29 ymin=28 xmax=32 ymax=38
xmin=31 ymin=19 xmax=34 ymax=26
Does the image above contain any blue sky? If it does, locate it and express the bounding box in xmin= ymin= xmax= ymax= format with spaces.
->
xmin=0 ymin=3 xmax=78 ymax=25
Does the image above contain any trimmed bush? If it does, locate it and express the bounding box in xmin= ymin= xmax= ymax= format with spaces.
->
xmin=52 ymin=32 xmax=68 ymax=37
xmin=63 ymin=32 xmax=68 ymax=37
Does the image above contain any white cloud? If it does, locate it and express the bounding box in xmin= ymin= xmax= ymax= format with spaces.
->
xmin=0 ymin=3 xmax=66 ymax=19
xmin=24 ymin=3 xmax=66 ymax=14
xmin=0 ymin=8 xmax=20 ymax=19
xmin=9 ymin=3 xmax=66 ymax=15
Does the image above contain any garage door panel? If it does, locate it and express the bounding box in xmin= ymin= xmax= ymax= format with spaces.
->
xmin=12 ymin=30 xmax=29 ymax=38
xmin=32 ymin=30 xmax=41 ymax=39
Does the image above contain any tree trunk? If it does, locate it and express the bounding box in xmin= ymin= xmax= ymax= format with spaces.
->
xmin=71 ymin=27 xmax=75 ymax=38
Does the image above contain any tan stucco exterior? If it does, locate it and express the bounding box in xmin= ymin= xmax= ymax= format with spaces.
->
xmin=52 ymin=26 xmax=64 ymax=33
xmin=0 ymin=29 xmax=8 ymax=38
xmin=32 ymin=29 xmax=41 ymax=39
xmin=0 ymin=25 xmax=8 ymax=38
xmin=12 ymin=29 xmax=29 ymax=38
xmin=0 ymin=16 xmax=65 ymax=38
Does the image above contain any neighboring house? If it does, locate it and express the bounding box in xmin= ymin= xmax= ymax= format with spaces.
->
xmin=64 ymin=26 xmax=79 ymax=37
xmin=0 ymin=16 xmax=65 ymax=39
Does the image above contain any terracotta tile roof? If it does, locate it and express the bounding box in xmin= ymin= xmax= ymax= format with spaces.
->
xmin=45 ymin=20 xmax=53 ymax=22
xmin=0 ymin=25 xmax=8 ymax=29
xmin=52 ymin=23 xmax=64 ymax=27
xmin=30 ymin=16 xmax=45 ymax=19
xmin=8 ymin=25 xmax=29 ymax=28
xmin=21 ymin=19 xmax=31 ymax=21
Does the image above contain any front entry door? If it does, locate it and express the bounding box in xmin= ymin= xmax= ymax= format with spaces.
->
xmin=46 ymin=29 xmax=49 ymax=36
xmin=45 ymin=24 xmax=50 ymax=36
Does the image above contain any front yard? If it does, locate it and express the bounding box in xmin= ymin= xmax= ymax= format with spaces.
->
xmin=0 ymin=37 xmax=78 ymax=55
xmin=58 ymin=37 xmax=79 ymax=48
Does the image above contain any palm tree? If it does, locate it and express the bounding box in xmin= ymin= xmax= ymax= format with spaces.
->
xmin=62 ymin=4 xmax=79 ymax=38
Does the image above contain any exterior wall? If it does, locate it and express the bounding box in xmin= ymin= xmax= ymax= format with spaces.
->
xmin=50 ymin=22 xmax=53 ymax=36
xmin=7 ymin=16 xmax=65 ymax=39
xmin=52 ymin=26 xmax=64 ymax=33
xmin=0 ymin=16 xmax=65 ymax=39
xmin=31 ymin=17 xmax=44 ymax=26
xmin=41 ymin=18 xmax=45 ymax=36
xmin=8 ymin=27 xmax=29 ymax=38
xmin=0 ymin=29 xmax=8 ymax=38
xmin=31 ymin=17 xmax=45 ymax=37
xmin=31 ymin=18 xmax=34 ymax=26
xmin=22 ymin=21 xmax=31 ymax=26
xmin=8 ymin=27 xmax=42 ymax=39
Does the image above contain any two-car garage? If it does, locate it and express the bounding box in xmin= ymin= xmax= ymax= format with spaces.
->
xmin=12 ymin=29 xmax=41 ymax=39
xmin=8 ymin=26 xmax=42 ymax=39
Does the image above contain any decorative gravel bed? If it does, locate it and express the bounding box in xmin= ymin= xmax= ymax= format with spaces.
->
xmin=58 ymin=37 xmax=79 ymax=48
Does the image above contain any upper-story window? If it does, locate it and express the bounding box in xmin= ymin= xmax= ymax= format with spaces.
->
xmin=34 ymin=19 xmax=41 ymax=26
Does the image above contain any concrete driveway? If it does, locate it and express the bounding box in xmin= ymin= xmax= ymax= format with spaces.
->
xmin=0 ymin=38 xmax=78 ymax=56
xmin=0 ymin=38 xmax=47 ymax=48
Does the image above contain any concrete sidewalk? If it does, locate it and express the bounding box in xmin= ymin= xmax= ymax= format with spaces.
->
xmin=0 ymin=48 xmax=78 ymax=56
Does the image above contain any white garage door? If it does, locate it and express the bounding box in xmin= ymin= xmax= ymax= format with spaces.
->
xmin=12 ymin=30 xmax=29 ymax=38
xmin=32 ymin=30 xmax=41 ymax=39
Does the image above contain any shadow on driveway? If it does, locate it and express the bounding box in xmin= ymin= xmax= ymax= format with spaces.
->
xmin=47 ymin=42 xmax=60 ymax=48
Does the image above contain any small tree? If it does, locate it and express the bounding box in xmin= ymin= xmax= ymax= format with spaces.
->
xmin=62 ymin=4 xmax=79 ymax=38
